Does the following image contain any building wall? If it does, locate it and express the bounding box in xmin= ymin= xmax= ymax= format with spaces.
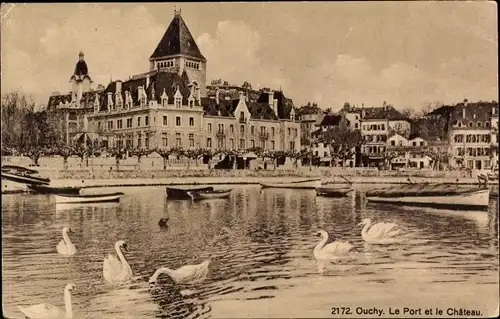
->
xmin=344 ymin=112 xmax=361 ymax=130
xmin=361 ymin=119 xmax=388 ymax=157
xmin=449 ymin=127 xmax=492 ymax=170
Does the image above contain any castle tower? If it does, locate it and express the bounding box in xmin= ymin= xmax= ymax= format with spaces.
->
xmin=69 ymin=51 xmax=93 ymax=102
xmin=149 ymin=10 xmax=207 ymax=96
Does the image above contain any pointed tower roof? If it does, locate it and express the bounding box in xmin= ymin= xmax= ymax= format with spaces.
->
xmin=150 ymin=11 xmax=206 ymax=61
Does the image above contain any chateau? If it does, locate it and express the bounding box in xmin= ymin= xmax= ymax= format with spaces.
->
xmin=47 ymin=11 xmax=301 ymax=155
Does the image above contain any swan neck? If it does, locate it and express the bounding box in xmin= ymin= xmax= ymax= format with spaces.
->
xmin=314 ymin=233 xmax=328 ymax=254
xmin=62 ymin=230 xmax=71 ymax=245
xmin=64 ymin=289 xmax=73 ymax=318
xmin=152 ymin=267 xmax=172 ymax=281
xmin=115 ymin=244 xmax=130 ymax=273
xmin=361 ymin=221 xmax=371 ymax=238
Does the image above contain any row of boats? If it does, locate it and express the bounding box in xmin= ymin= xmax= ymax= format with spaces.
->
xmin=1 ymin=165 xmax=496 ymax=210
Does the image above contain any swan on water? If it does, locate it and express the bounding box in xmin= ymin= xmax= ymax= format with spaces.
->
xmin=18 ymin=283 xmax=75 ymax=319
xmin=56 ymin=227 xmax=76 ymax=256
xmin=358 ymin=218 xmax=403 ymax=244
xmin=313 ymin=230 xmax=356 ymax=261
xmin=149 ymin=259 xmax=210 ymax=285
xmin=103 ymin=240 xmax=133 ymax=284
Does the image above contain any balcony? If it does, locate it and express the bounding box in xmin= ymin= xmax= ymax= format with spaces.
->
xmin=239 ymin=117 xmax=247 ymax=123
xmin=259 ymin=132 xmax=270 ymax=140
xmin=216 ymin=131 xmax=226 ymax=138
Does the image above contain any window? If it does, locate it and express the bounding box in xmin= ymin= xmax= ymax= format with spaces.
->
xmin=145 ymin=136 xmax=149 ymax=148
xmin=355 ymin=123 xmax=359 ymax=129
xmin=271 ymin=127 xmax=275 ymax=135
xmin=217 ymin=138 xmax=224 ymax=149
xmin=412 ymin=141 xmax=417 ymax=146
xmin=420 ymin=141 xmax=424 ymax=146
xmin=126 ymin=118 xmax=132 ymax=128
xmin=207 ymin=123 xmax=212 ymax=132
xmin=137 ymin=133 xmax=142 ymax=148
xmin=176 ymin=116 xmax=181 ymax=126
xmin=189 ymin=133 xmax=194 ymax=147
xmin=175 ymin=97 xmax=181 ymax=108
xmin=289 ymin=141 xmax=295 ymax=150
xmin=207 ymin=138 xmax=212 ymax=148
xmin=251 ymin=140 xmax=255 ymax=148
xmin=117 ymin=119 xmax=123 ymax=129
xmin=189 ymin=117 xmax=194 ymax=127
xmin=260 ymin=140 xmax=265 ymax=149
xmin=230 ymin=125 xmax=234 ymax=133
xmin=390 ymin=140 xmax=395 ymax=146
xmin=162 ymin=133 xmax=168 ymax=147
xmin=145 ymin=116 xmax=149 ymax=126
xmin=239 ymin=139 xmax=245 ymax=149
xmin=163 ymin=116 xmax=168 ymax=126
xmin=107 ymin=120 xmax=114 ymax=130
xmin=477 ymin=122 xmax=482 ymax=127
xmin=239 ymin=111 xmax=245 ymax=122
xmin=176 ymin=133 xmax=181 ymax=147
xmin=229 ymin=138 xmax=234 ymax=149
xmin=287 ymin=128 xmax=291 ymax=135
xmin=251 ymin=126 xmax=255 ymax=135
xmin=240 ymin=125 xmax=245 ymax=134
xmin=97 ymin=122 xmax=101 ymax=131
xmin=271 ymin=141 xmax=275 ymax=149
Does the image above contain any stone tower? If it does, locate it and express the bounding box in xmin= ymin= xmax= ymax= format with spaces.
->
xmin=149 ymin=10 xmax=207 ymax=96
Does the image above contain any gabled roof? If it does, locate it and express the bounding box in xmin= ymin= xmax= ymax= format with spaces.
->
xmin=319 ymin=114 xmax=342 ymax=126
xmin=150 ymin=13 xmax=206 ymax=61
xmin=362 ymin=106 xmax=406 ymax=120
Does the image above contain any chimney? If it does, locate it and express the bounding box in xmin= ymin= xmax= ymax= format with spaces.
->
xmin=215 ymin=89 xmax=220 ymax=104
xmin=146 ymin=76 xmax=150 ymax=89
xmin=462 ymin=107 xmax=466 ymax=119
xmin=196 ymin=87 xmax=201 ymax=104
xmin=464 ymin=99 xmax=468 ymax=107
xmin=273 ymin=99 xmax=278 ymax=115
xmin=116 ymin=81 xmax=122 ymax=94
xmin=268 ymin=91 xmax=274 ymax=107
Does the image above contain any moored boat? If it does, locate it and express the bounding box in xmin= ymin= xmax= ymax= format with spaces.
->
xmin=366 ymin=184 xmax=490 ymax=210
xmin=28 ymin=184 xmax=82 ymax=195
xmin=259 ymin=178 xmax=322 ymax=189
xmin=1 ymin=165 xmax=50 ymax=185
xmin=166 ymin=186 xmax=214 ymax=199
xmin=316 ymin=187 xmax=353 ymax=198
xmin=55 ymin=192 xmax=124 ymax=204
xmin=187 ymin=188 xmax=233 ymax=200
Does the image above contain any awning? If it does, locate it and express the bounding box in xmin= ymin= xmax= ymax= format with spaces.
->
xmin=72 ymin=132 xmax=101 ymax=143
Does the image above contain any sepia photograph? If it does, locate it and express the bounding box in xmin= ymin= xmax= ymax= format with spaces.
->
xmin=1 ymin=2 xmax=498 ymax=318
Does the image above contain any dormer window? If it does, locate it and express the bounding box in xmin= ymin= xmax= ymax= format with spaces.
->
xmin=477 ymin=121 xmax=482 ymax=127
xmin=468 ymin=122 xmax=473 ymax=127
xmin=485 ymin=121 xmax=490 ymax=128
xmin=189 ymin=100 xmax=194 ymax=108
xmin=458 ymin=121 xmax=462 ymax=128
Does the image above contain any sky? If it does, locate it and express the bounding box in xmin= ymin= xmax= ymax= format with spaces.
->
xmin=1 ymin=2 xmax=498 ymax=111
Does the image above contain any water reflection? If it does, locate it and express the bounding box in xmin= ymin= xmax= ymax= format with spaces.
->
xmin=2 ymin=185 xmax=498 ymax=318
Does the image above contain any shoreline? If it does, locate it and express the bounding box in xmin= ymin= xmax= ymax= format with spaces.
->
xmin=2 ymin=175 xmax=497 ymax=194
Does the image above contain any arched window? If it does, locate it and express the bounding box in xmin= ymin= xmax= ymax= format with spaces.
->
xmin=468 ymin=122 xmax=473 ymax=127
xmin=485 ymin=121 xmax=490 ymax=128
xmin=477 ymin=121 xmax=482 ymax=127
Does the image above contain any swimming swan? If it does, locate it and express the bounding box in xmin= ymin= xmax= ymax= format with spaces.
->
xmin=103 ymin=240 xmax=133 ymax=284
xmin=56 ymin=227 xmax=76 ymax=256
xmin=18 ymin=283 xmax=75 ymax=319
xmin=313 ymin=230 xmax=355 ymax=261
xmin=359 ymin=218 xmax=403 ymax=244
xmin=149 ymin=259 xmax=210 ymax=285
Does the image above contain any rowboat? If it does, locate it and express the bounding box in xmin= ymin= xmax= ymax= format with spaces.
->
xmin=187 ymin=188 xmax=233 ymax=200
xmin=55 ymin=192 xmax=124 ymax=204
xmin=366 ymin=184 xmax=490 ymax=211
xmin=28 ymin=184 xmax=82 ymax=195
xmin=259 ymin=178 xmax=322 ymax=189
xmin=166 ymin=186 xmax=214 ymax=199
xmin=1 ymin=165 xmax=50 ymax=185
xmin=316 ymin=187 xmax=353 ymax=198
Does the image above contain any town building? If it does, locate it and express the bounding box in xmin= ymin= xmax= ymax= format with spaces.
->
xmin=386 ymin=133 xmax=431 ymax=169
xmin=491 ymin=106 xmax=498 ymax=169
xmin=81 ymin=10 xmax=300 ymax=157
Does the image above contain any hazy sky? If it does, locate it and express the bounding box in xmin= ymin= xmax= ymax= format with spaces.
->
xmin=1 ymin=2 xmax=498 ymax=111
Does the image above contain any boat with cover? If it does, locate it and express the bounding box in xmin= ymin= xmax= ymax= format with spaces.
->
xmin=28 ymin=184 xmax=82 ymax=195
xmin=366 ymin=183 xmax=490 ymax=210
xmin=259 ymin=178 xmax=322 ymax=189
xmin=187 ymin=188 xmax=233 ymax=200
xmin=55 ymin=192 xmax=124 ymax=204
xmin=166 ymin=186 xmax=214 ymax=199
xmin=316 ymin=187 xmax=353 ymax=197
xmin=1 ymin=165 xmax=51 ymax=185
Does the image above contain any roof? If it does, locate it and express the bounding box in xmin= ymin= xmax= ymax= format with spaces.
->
xmin=319 ymin=114 xmax=342 ymax=126
xmin=150 ymin=13 xmax=206 ymax=61
xmin=98 ymin=71 xmax=193 ymax=111
xmin=47 ymin=90 xmax=101 ymax=111
xmin=361 ymin=106 xmax=406 ymax=120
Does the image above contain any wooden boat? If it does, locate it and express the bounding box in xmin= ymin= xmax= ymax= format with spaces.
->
xmin=259 ymin=178 xmax=322 ymax=189
xmin=55 ymin=192 xmax=124 ymax=204
xmin=366 ymin=184 xmax=490 ymax=211
xmin=1 ymin=165 xmax=50 ymax=185
xmin=28 ymin=184 xmax=82 ymax=195
xmin=166 ymin=186 xmax=214 ymax=199
xmin=316 ymin=187 xmax=353 ymax=198
xmin=187 ymin=188 xmax=233 ymax=200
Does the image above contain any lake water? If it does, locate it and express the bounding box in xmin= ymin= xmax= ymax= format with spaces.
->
xmin=2 ymin=185 xmax=499 ymax=318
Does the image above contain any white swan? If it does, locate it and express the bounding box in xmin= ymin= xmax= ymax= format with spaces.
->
xmin=103 ymin=240 xmax=133 ymax=284
xmin=358 ymin=218 xmax=403 ymax=244
xmin=18 ymin=283 xmax=75 ymax=319
xmin=56 ymin=227 xmax=76 ymax=256
xmin=149 ymin=259 xmax=210 ymax=285
xmin=313 ymin=230 xmax=356 ymax=261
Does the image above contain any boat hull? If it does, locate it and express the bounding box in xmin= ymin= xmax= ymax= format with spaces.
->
xmin=1 ymin=172 xmax=50 ymax=185
xmin=367 ymin=189 xmax=490 ymax=211
xmin=316 ymin=187 xmax=353 ymax=198
xmin=166 ymin=186 xmax=214 ymax=199
xmin=55 ymin=192 xmax=124 ymax=204
xmin=28 ymin=184 xmax=81 ymax=195
xmin=187 ymin=189 xmax=232 ymax=200
xmin=259 ymin=179 xmax=322 ymax=189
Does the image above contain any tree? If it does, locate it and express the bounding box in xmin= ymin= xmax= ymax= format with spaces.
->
xmin=46 ymin=144 xmax=74 ymax=170
xmin=1 ymin=91 xmax=34 ymax=153
xmin=182 ymin=148 xmax=206 ymax=169
xmin=263 ymin=150 xmax=286 ymax=170
xmin=129 ymin=147 xmax=153 ymax=165
xmin=319 ymin=121 xmax=362 ymax=168
xmin=155 ymin=147 xmax=182 ymax=169
xmin=109 ymin=147 xmax=128 ymax=171
xmin=382 ymin=151 xmax=401 ymax=170
xmin=425 ymin=147 xmax=450 ymax=171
